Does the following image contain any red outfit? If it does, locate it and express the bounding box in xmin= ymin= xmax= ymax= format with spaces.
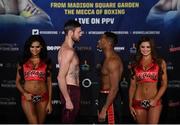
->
xmin=23 ymin=60 xmax=47 ymax=81
xmin=21 ymin=60 xmax=48 ymax=102
xmin=21 ymin=92 xmax=49 ymax=103
xmin=134 ymin=60 xmax=159 ymax=83
xmin=132 ymin=99 xmax=161 ymax=110
xmin=132 ymin=60 xmax=161 ymax=109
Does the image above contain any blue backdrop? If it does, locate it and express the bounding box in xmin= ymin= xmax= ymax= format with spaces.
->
xmin=0 ymin=0 xmax=179 ymax=123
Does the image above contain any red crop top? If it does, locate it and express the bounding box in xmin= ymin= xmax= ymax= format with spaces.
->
xmin=134 ymin=60 xmax=159 ymax=83
xmin=23 ymin=60 xmax=47 ymax=81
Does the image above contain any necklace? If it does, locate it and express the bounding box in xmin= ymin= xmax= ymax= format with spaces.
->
xmin=143 ymin=65 xmax=149 ymax=71
xmin=30 ymin=58 xmax=40 ymax=70
xmin=32 ymin=63 xmax=38 ymax=70
xmin=141 ymin=58 xmax=152 ymax=71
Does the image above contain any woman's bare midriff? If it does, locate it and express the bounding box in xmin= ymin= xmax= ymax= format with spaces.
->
xmin=135 ymin=82 xmax=158 ymax=100
xmin=24 ymin=80 xmax=47 ymax=94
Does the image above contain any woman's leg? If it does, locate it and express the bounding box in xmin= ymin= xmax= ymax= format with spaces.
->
xmin=135 ymin=109 xmax=148 ymax=124
xmin=36 ymin=100 xmax=48 ymax=123
xmin=148 ymin=104 xmax=162 ymax=124
xmin=21 ymin=100 xmax=38 ymax=124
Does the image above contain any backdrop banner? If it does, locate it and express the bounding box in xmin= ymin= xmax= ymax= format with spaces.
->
xmin=0 ymin=0 xmax=179 ymax=123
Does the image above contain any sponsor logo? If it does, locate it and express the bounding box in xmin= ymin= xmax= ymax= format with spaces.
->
xmin=82 ymin=78 xmax=92 ymax=88
xmin=32 ymin=29 xmax=39 ymax=35
xmin=40 ymin=31 xmax=58 ymax=35
xmin=47 ymin=46 xmax=60 ymax=51
xmin=52 ymin=100 xmax=61 ymax=105
xmin=114 ymin=46 xmax=125 ymax=52
xmin=32 ymin=29 xmax=58 ymax=35
xmin=0 ymin=43 xmax=19 ymax=51
xmin=168 ymin=80 xmax=180 ymax=88
xmin=167 ymin=62 xmax=174 ymax=70
xmin=129 ymin=43 xmax=136 ymax=54
xmin=81 ymin=100 xmax=91 ymax=105
xmin=120 ymin=77 xmax=128 ymax=88
xmin=168 ymin=100 xmax=180 ymax=107
xmin=75 ymin=46 xmax=92 ymax=51
xmin=1 ymin=80 xmax=16 ymax=88
xmin=0 ymin=63 xmax=17 ymax=68
xmin=0 ymin=97 xmax=16 ymax=105
xmin=169 ymin=45 xmax=180 ymax=52
xmin=81 ymin=60 xmax=90 ymax=71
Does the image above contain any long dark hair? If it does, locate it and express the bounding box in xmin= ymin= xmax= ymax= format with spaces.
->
xmin=131 ymin=36 xmax=163 ymax=81
xmin=18 ymin=35 xmax=51 ymax=82
xmin=21 ymin=35 xmax=48 ymax=64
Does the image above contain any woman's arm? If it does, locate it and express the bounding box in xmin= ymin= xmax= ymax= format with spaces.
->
xmin=129 ymin=73 xmax=137 ymax=119
xmin=47 ymin=65 xmax=52 ymax=104
xmin=153 ymin=59 xmax=168 ymax=101
xmin=46 ymin=64 xmax=53 ymax=114
xmin=16 ymin=64 xmax=32 ymax=100
xmin=129 ymin=75 xmax=137 ymax=107
xmin=16 ymin=64 xmax=26 ymax=94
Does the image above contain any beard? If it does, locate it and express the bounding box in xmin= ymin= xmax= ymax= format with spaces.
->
xmin=72 ymin=36 xmax=80 ymax=43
